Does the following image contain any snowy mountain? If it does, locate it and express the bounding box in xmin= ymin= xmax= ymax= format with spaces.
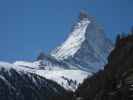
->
xmin=51 ymin=11 xmax=113 ymax=72
xmin=0 ymin=11 xmax=113 ymax=94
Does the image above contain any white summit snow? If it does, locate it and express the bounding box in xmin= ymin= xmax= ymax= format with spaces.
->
xmin=51 ymin=18 xmax=90 ymax=60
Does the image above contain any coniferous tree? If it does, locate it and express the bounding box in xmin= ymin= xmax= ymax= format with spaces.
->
xmin=121 ymin=32 xmax=127 ymax=39
xmin=129 ymin=26 xmax=133 ymax=36
xmin=131 ymin=26 xmax=133 ymax=34
xmin=115 ymin=33 xmax=121 ymax=46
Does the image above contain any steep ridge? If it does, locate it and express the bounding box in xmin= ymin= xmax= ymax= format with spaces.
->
xmin=51 ymin=11 xmax=113 ymax=72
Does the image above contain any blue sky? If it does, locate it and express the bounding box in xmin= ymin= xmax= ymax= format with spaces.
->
xmin=0 ymin=0 xmax=132 ymax=62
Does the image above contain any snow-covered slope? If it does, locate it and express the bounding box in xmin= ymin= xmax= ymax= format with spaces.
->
xmin=51 ymin=11 xmax=113 ymax=72
xmin=36 ymin=69 xmax=90 ymax=91
xmin=0 ymin=62 xmax=67 ymax=100
xmin=51 ymin=18 xmax=90 ymax=60
xmin=0 ymin=61 xmax=90 ymax=91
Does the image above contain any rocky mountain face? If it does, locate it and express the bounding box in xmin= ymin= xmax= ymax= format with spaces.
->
xmin=64 ymin=33 xmax=133 ymax=100
xmin=51 ymin=11 xmax=113 ymax=72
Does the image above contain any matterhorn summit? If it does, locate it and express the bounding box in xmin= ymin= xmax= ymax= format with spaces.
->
xmin=51 ymin=11 xmax=113 ymax=72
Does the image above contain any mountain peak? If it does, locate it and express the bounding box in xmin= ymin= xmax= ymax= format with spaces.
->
xmin=79 ymin=10 xmax=95 ymax=22
xmin=79 ymin=10 xmax=89 ymax=20
xmin=51 ymin=13 xmax=90 ymax=60
xmin=51 ymin=11 xmax=113 ymax=72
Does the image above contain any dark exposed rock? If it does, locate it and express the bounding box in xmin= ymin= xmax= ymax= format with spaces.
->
xmin=62 ymin=34 xmax=133 ymax=100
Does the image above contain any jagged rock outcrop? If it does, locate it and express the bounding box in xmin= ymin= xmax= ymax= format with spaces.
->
xmin=64 ymin=33 xmax=133 ymax=100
